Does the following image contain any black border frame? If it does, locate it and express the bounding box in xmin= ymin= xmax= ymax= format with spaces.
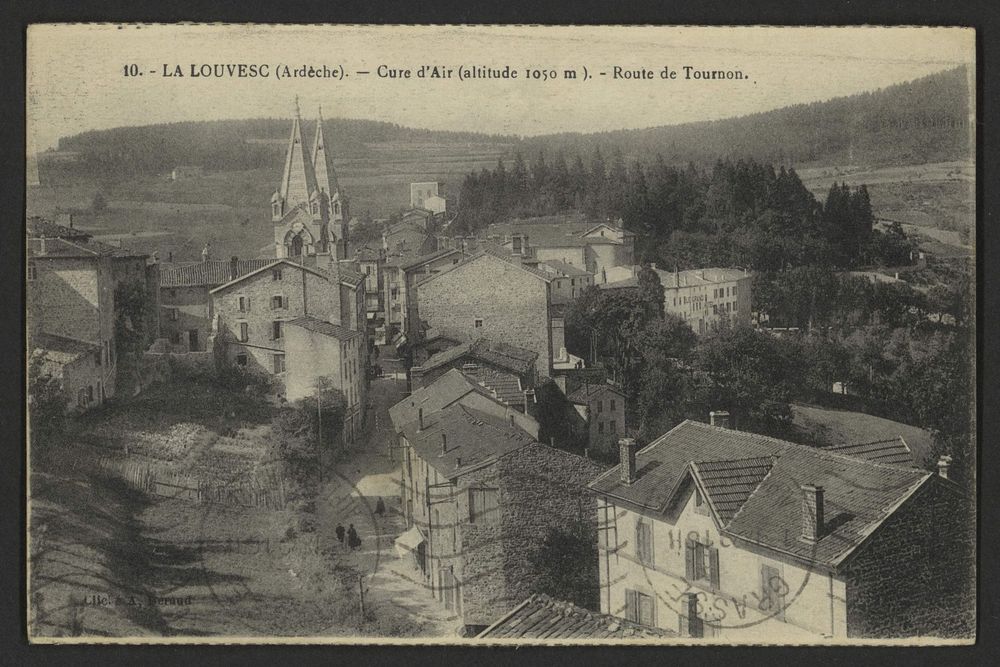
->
xmin=2 ymin=2 xmax=996 ymax=665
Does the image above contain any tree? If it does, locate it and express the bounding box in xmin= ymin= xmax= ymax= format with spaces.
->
xmin=636 ymin=264 xmax=665 ymax=319
xmin=535 ymin=379 xmax=580 ymax=453
xmin=27 ymin=354 xmax=67 ymax=451
xmin=271 ymin=378 xmax=347 ymax=494
xmin=528 ymin=525 xmax=599 ymax=610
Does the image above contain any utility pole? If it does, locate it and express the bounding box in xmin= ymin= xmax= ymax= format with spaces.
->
xmin=358 ymin=574 xmax=366 ymax=618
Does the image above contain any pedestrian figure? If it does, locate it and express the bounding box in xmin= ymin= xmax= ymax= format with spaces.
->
xmin=335 ymin=524 xmax=345 ymax=545
xmin=375 ymin=497 xmax=385 ymax=517
xmin=347 ymin=524 xmax=360 ymax=551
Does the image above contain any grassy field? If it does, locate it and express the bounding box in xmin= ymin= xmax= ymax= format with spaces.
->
xmin=27 ymin=140 xmax=507 ymax=263
xmin=797 ymin=160 xmax=975 ymax=255
xmin=791 ymin=402 xmax=935 ymax=468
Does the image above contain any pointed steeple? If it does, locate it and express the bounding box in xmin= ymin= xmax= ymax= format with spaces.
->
xmin=311 ymin=105 xmax=340 ymax=211
xmin=277 ymin=96 xmax=319 ymax=212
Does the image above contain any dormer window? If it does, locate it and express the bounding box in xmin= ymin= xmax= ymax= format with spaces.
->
xmin=272 ymin=202 xmax=281 ymax=217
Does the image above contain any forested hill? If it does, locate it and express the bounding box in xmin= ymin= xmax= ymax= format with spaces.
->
xmin=518 ymin=66 xmax=971 ymax=168
xmin=50 ymin=118 xmax=516 ymax=178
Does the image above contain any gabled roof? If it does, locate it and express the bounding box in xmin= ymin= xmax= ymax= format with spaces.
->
xmin=27 ymin=236 xmax=147 ymax=260
xmin=689 ymin=456 xmax=776 ymax=525
xmin=388 ymin=368 xmax=497 ymax=433
xmin=419 ymin=337 xmax=538 ymax=376
xmin=159 ymin=259 xmax=276 ymax=288
xmin=568 ymin=382 xmax=626 ymax=403
xmin=539 ymin=260 xmax=592 ymax=278
xmin=30 ymin=332 xmax=99 ymax=369
xmin=396 ymin=247 xmax=463 ymax=272
xmin=209 ymin=259 xmax=324 ymax=294
xmin=477 ymin=593 xmax=672 ymax=640
xmin=27 ymin=217 xmax=91 ymax=241
xmin=399 ymin=402 xmax=535 ymax=477
xmin=413 ymin=247 xmax=553 ymax=287
xmin=589 ymin=420 xmax=934 ymax=570
xmin=286 ymin=315 xmax=361 ymax=341
xmin=826 ymin=437 xmax=916 ymax=468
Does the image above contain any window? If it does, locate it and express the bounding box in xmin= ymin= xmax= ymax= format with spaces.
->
xmin=169 ymin=308 xmax=178 ymax=321
xmin=474 ymin=318 xmax=483 ymax=329
xmin=636 ymin=519 xmax=654 ymax=564
xmin=236 ymin=352 xmax=248 ymax=366
xmin=272 ymin=202 xmax=281 ymax=217
xmin=571 ymin=278 xmax=576 ymax=287
xmin=598 ymin=421 xmax=604 ymax=434
xmin=273 ymin=354 xmax=285 ymax=374
xmin=27 ymin=262 xmax=37 ymax=281
xmin=685 ymin=538 xmax=720 ymax=589
xmin=469 ymin=488 xmax=499 ymax=524
xmin=610 ymin=420 xmax=617 ymax=434
xmin=611 ymin=399 xmax=617 ymax=412
xmin=77 ymin=388 xmax=87 ymax=408
xmin=597 ymin=400 xmax=603 ymax=414
xmin=694 ymin=489 xmax=710 ymax=515
xmin=273 ymin=269 xmax=283 ymax=281
xmin=170 ymin=331 xmax=181 ymax=345
xmin=272 ymin=321 xmax=283 ymax=340
xmin=271 ymin=295 xmax=285 ymax=310
xmin=239 ymin=322 xmax=249 ymax=342
xmin=624 ymin=590 xmax=655 ymax=627
xmin=87 ymin=385 xmax=94 ymax=403
xmin=238 ymin=296 xmax=249 ymax=312
xmin=733 ymin=285 xmax=738 ymax=296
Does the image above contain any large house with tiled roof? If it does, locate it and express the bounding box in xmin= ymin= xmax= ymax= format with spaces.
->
xmin=209 ymin=256 xmax=368 ymax=416
xmin=414 ymin=250 xmax=562 ymax=376
xmin=484 ymin=213 xmax=634 ymax=284
xmin=568 ymin=382 xmax=628 ymax=454
xmin=589 ymin=420 xmax=971 ymax=640
xmin=390 ymin=370 xmax=603 ymax=634
xmin=27 ymin=217 xmax=159 ymax=407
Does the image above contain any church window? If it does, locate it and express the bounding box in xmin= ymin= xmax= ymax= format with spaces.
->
xmin=311 ymin=202 xmax=319 ymax=215
xmin=272 ymin=202 xmax=281 ymax=217
xmin=239 ymin=322 xmax=249 ymax=342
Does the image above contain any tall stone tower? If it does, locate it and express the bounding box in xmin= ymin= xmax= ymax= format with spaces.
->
xmin=271 ymin=99 xmax=348 ymax=259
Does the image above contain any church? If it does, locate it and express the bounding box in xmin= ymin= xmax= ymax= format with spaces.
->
xmin=271 ymin=100 xmax=349 ymax=260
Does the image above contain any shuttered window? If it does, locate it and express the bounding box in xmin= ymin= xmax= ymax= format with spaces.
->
xmin=685 ymin=538 xmax=720 ymax=589
xmin=635 ymin=519 xmax=654 ymax=564
xmin=624 ymin=589 xmax=655 ymax=627
xmin=468 ymin=488 xmax=499 ymax=524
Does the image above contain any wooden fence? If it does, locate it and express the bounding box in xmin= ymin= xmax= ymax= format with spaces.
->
xmin=96 ymin=456 xmax=287 ymax=510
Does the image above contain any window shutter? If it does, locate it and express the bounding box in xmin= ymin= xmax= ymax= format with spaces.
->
xmin=246 ymin=296 xmax=251 ymax=312
xmin=624 ymin=590 xmax=637 ymax=622
xmin=685 ymin=539 xmax=696 ymax=580
xmin=639 ymin=593 xmax=654 ymax=627
xmin=709 ymin=547 xmax=720 ymax=589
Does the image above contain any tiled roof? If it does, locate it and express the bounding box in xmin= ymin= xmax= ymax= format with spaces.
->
xmin=477 ymin=374 xmax=524 ymax=406
xmin=656 ymin=267 xmax=750 ymax=289
xmin=568 ymin=382 xmax=626 ymax=403
xmin=286 ymin=315 xmax=361 ymax=341
xmin=30 ymin=332 xmax=99 ymax=373
xmin=589 ymin=420 xmax=933 ymax=569
xmin=389 ymin=369 xmax=496 ymax=432
xmin=691 ymin=456 xmax=776 ymax=525
xmin=399 ymin=403 xmax=535 ymax=477
xmin=159 ymin=259 xmax=275 ymax=287
xmin=478 ymin=594 xmax=671 ymax=640
xmin=27 ymin=236 xmax=147 ymax=260
xmin=27 ymin=217 xmax=91 ymax=241
xmin=419 ymin=337 xmax=538 ymax=376
xmin=598 ymin=277 xmax=638 ymax=290
xmin=396 ymin=247 xmax=462 ymax=272
xmin=826 ymin=438 xmax=916 ymax=468
xmin=539 ymin=260 xmax=592 ymax=277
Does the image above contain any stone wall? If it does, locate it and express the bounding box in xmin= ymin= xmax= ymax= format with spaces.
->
xmin=417 ymin=255 xmax=552 ymax=376
xmin=843 ymin=477 xmax=974 ymax=638
xmin=459 ymin=444 xmax=603 ymax=626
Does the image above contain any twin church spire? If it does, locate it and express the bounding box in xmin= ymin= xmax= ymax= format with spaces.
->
xmin=272 ymin=98 xmax=348 ymax=259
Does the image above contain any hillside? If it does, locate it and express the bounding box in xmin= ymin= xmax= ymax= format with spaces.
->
xmin=518 ymin=67 xmax=972 ymax=168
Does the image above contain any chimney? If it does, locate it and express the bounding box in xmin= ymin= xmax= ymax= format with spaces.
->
xmin=441 ymin=433 xmax=447 ymax=455
xmin=619 ymin=438 xmax=639 ymax=485
xmin=418 ymin=408 xmax=424 ymax=431
xmin=709 ymin=411 xmax=731 ymax=429
xmin=937 ymin=455 xmax=952 ymax=479
xmin=230 ymin=256 xmax=239 ymax=280
xmin=800 ymin=484 xmax=824 ymax=543
xmin=523 ymin=388 xmax=535 ymax=415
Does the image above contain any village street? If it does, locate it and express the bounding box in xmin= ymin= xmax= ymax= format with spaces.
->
xmin=314 ymin=376 xmax=461 ymax=637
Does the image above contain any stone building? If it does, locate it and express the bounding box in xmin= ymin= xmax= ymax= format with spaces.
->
xmin=26 ymin=218 xmax=158 ymax=404
xmin=271 ymin=103 xmax=348 ymax=260
xmin=588 ymin=420 xmax=971 ymax=640
xmin=414 ymin=250 xmax=559 ymax=376
xmin=390 ymin=371 xmax=603 ymax=634
xmin=159 ymin=258 xmax=275 ymax=351
xmin=601 ymin=265 xmax=753 ymax=335
xmin=284 ymin=316 xmax=367 ymax=443
xmin=485 ymin=214 xmax=635 ymax=284
xmin=410 ymin=337 xmax=539 ymax=413
xmin=568 ymin=382 xmax=627 ymax=453
xmin=410 ymin=181 xmax=447 ymax=214
xmin=209 ymin=256 xmax=366 ymax=389
xmin=382 ymin=247 xmax=467 ymax=341
xmin=538 ymin=260 xmax=595 ymax=304
xmin=29 ymin=333 xmax=104 ymax=413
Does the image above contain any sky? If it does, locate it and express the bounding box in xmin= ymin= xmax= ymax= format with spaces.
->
xmin=26 ymin=25 xmax=975 ymax=152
